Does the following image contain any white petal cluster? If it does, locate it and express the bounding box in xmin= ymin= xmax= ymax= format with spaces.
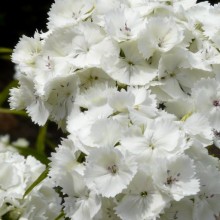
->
xmin=9 ymin=0 xmax=220 ymax=219
xmin=0 ymin=151 xmax=62 ymax=219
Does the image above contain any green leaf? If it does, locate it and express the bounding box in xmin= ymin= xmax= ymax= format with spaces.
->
xmin=23 ymin=168 xmax=49 ymax=199
xmin=36 ymin=123 xmax=48 ymax=154
xmin=54 ymin=211 xmax=65 ymax=220
xmin=0 ymin=80 xmax=18 ymax=106
xmin=0 ymin=47 xmax=12 ymax=53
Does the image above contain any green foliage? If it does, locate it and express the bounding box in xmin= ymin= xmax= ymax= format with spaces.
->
xmin=23 ymin=168 xmax=49 ymax=199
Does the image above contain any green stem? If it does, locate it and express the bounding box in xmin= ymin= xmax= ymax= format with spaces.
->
xmin=36 ymin=123 xmax=48 ymax=154
xmin=0 ymin=108 xmax=27 ymax=116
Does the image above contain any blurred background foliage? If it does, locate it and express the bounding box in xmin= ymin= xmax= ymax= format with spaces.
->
xmin=0 ymin=0 xmax=219 ymax=160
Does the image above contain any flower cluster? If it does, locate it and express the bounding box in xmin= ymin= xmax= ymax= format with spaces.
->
xmin=0 ymin=136 xmax=62 ymax=219
xmin=8 ymin=0 xmax=220 ymax=219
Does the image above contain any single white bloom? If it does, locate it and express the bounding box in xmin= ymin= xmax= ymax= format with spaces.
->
xmin=77 ymin=67 xmax=116 ymax=90
xmin=191 ymin=78 xmax=220 ymax=130
xmin=92 ymin=0 xmax=126 ymax=27
xmin=67 ymin=22 xmax=118 ymax=68
xmin=182 ymin=113 xmax=213 ymax=147
xmin=63 ymin=172 xmax=101 ymax=220
xmin=104 ymin=7 xmax=144 ymax=42
xmin=12 ymin=32 xmax=43 ymax=74
xmin=158 ymin=198 xmax=193 ymax=220
xmin=102 ymin=41 xmax=157 ymax=85
xmin=152 ymin=155 xmax=200 ymax=201
xmin=94 ymin=197 xmax=121 ymax=220
xmin=44 ymin=74 xmax=79 ymax=123
xmin=193 ymin=164 xmax=220 ymax=220
xmin=9 ymin=75 xmax=50 ymax=126
xmin=18 ymin=178 xmax=62 ymax=220
xmin=47 ymin=0 xmax=94 ymax=29
xmin=121 ymin=117 xmax=188 ymax=161
xmin=85 ymin=147 xmax=137 ymax=197
xmin=186 ymin=144 xmax=219 ymax=170
xmin=138 ymin=16 xmax=184 ymax=59
xmin=75 ymin=82 xmax=116 ymax=110
xmin=49 ymin=138 xmax=84 ymax=189
xmin=165 ymin=97 xmax=194 ymax=118
xmin=115 ymin=170 xmax=168 ymax=220
xmin=90 ymin=118 xmax=122 ymax=148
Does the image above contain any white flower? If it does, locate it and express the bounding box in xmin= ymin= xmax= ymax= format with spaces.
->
xmin=12 ymin=32 xmax=43 ymax=74
xmin=19 ymin=178 xmax=62 ymax=220
xmin=138 ymin=16 xmax=184 ymax=59
xmin=67 ymin=22 xmax=118 ymax=68
xmin=193 ymin=164 xmax=220 ymax=220
xmin=9 ymin=75 xmax=50 ymax=126
xmin=102 ymin=41 xmax=157 ymax=85
xmin=47 ymin=0 xmax=94 ymax=29
xmin=152 ymin=155 xmax=200 ymax=201
xmin=191 ymin=78 xmax=220 ymax=130
xmin=90 ymin=118 xmax=122 ymax=148
xmin=0 ymin=151 xmax=46 ymax=216
xmin=115 ymin=170 xmax=168 ymax=220
xmin=158 ymin=198 xmax=193 ymax=220
xmin=44 ymin=74 xmax=79 ymax=123
xmin=49 ymin=138 xmax=86 ymax=194
xmin=104 ymin=8 xmax=144 ymax=42
xmin=182 ymin=113 xmax=213 ymax=147
xmin=63 ymin=172 xmax=101 ymax=220
xmin=85 ymin=147 xmax=137 ymax=197
xmin=75 ymin=82 xmax=116 ymax=110
xmin=94 ymin=198 xmax=121 ymax=220
xmin=121 ymin=117 xmax=188 ymax=161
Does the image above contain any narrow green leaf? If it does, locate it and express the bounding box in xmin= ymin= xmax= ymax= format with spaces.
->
xmin=36 ymin=123 xmax=47 ymax=154
xmin=0 ymin=47 xmax=12 ymax=53
xmin=54 ymin=211 xmax=65 ymax=220
xmin=23 ymin=168 xmax=49 ymax=199
xmin=0 ymin=108 xmax=27 ymax=116
xmin=0 ymin=80 xmax=18 ymax=106
xmin=0 ymin=54 xmax=11 ymax=60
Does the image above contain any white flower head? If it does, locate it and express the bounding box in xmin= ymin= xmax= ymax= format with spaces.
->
xmin=153 ymin=155 xmax=200 ymax=201
xmin=102 ymin=41 xmax=157 ymax=85
xmin=115 ymin=170 xmax=168 ymax=220
xmin=104 ymin=7 xmax=144 ymax=42
xmin=138 ymin=16 xmax=184 ymax=59
xmin=90 ymin=118 xmax=122 ymax=148
xmin=12 ymin=32 xmax=43 ymax=74
xmin=64 ymin=173 xmax=101 ymax=220
xmin=47 ymin=0 xmax=94 ymax=29
xmin=85 ymin=147 xmax=137 ymax=197
xmin=182 ymin=113 xmax=213 ymax=147
xmin=159 ymin=198 xmax=193 ymax=220
xmin=193 ymin=164 xmax=220 ymax=220
xmin=9 ymin=75 xmax=50 ymax=126
xmin=121 ymin=117 xmax=188 ymax=161
xmin=44 ymin=74 xmax=79 ymax=122
xmin=192 ymin=78 xmax=220 ymax=131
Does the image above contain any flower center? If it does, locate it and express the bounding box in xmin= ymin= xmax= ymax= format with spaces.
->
xmin=107 ymin=164 xmax=118 ymax=174
xmin=140 ymin=191 xmax=148 ymax=197
xmin=213 ymin=100 xmax=220 ymax=107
